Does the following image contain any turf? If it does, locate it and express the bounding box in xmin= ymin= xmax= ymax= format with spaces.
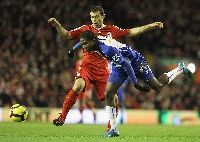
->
xmin=0 ymin=122 xmax=199 ymax=142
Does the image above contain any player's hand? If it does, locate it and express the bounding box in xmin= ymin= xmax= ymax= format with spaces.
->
xmin=134 ymin=83 xmax=150 ymax=92
xmin=150 ymin=22 xmax=163 ymax=29
xmin=68 ymin=50 xmax=74 ymax=58
xmin=48 ymin=18 xmax=61 ymax=27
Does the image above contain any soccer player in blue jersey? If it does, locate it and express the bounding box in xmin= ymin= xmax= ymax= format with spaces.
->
xmin=76 ymin=30 xmax=193 ymax=137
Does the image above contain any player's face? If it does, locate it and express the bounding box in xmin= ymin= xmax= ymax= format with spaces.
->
xmin=90 ymin=11 xmax=104 ymax=28
xmin=80 ymin=38 xmax=95 ymax=52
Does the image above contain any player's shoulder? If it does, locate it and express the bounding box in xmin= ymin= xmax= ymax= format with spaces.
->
xmin=99 ymin=41 xmax=116 ymax=53
xmin=71 ymin=25 xmax=91 ymax=31
xmin=104 ymin=24 xmax=123 ymax=29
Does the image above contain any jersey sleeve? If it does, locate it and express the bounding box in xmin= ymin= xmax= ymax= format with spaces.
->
xmin=110 ymin=25 xmax=130 ymax=38
xmin=69 ymin=25 xmax=88 ymax=39
xmin=73 ymin=42 xmax=81 ymax=50
xmin=121 ymin=60 xmax=137 ymax=84
xmin=119 ymin=46 xmax=137 ymax=59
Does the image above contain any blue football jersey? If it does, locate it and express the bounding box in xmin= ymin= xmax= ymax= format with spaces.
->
xmin=97 ymin=37 xmax=154 ymax=83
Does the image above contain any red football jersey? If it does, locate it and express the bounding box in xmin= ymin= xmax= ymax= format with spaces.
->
xmin=69 ymin=25 xmax=130 ymax=82
xmin=69 ymin=24 xmax=130 ymax=39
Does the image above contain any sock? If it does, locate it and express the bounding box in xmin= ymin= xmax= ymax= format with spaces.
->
xmin=60 ymin=89 xmax=78 ymax=121
xmin=106 ymin=106 xmax=117 ymax=130
xmin=165 ymin=67 xmax=183 ymax=84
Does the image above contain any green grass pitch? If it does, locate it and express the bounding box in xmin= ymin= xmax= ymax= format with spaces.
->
xmin=0 ymin=122 xmax=200 ymax=142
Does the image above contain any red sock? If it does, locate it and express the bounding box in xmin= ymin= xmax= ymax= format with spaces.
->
xmin=106 ymin=120 xmax=111 ymax=131
xmin=60 ymin=89 xmax=78 ymax=121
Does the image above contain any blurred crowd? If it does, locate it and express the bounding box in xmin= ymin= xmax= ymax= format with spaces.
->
xmin=0 ymin=0 xmax=199 ymax=110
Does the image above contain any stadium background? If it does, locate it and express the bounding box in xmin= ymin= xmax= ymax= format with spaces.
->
xmin=0 ymin=0 xmax=199 ymax=125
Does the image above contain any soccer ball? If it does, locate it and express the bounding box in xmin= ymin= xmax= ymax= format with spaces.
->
xmin=9 ymin=104 xmax=28 ymax=122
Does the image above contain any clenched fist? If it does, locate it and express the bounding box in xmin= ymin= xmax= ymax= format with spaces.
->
xmin=150 ymin=22 xmax=163 ymax=29
xmin=48 ymin=18 xmax=61 ymax=27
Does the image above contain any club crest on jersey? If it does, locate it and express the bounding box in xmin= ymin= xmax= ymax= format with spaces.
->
xmin=106 ymin=32 xmax=112 ymax=38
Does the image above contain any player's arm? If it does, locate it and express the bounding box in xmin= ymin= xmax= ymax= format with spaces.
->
xmin=48 ymin=18 xmax=73 ymax=39
xmin=68 ymin=42 xmax=82 ymax=58
xmin=73 ymin=42 xmax=81 ymax=50
xmin=128 ymin=22 xmax=163 ymax=37
xmin=121 ymin=59 xmax=137 ymax=84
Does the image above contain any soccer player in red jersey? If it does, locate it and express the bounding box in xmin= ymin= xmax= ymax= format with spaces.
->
xmin=48 ymin=6 xmax=163 ymax=126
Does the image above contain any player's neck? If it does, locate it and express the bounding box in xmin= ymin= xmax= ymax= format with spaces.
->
xmin=93 ymin=24 xmax=105 ymax=29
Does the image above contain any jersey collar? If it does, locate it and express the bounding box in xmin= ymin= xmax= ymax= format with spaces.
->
xmin=92 ymin=24 xmax=106 ymax=30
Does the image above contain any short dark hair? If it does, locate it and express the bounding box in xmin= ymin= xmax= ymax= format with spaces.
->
xmin=90 ymin=6 xmax=105 ymax=16
xmin=80 ymin=30 xmax=98 ymax=42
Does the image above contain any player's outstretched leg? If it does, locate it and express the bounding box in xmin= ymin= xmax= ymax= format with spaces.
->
xmin=148 ymin=61 xmax=195 ymax=93
xmin=53 ymin=78 xmax=85 ymax=126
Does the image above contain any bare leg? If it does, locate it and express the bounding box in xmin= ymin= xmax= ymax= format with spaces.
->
xmin=147 ymin=62 xmax=188 ymax=92
xmin=106 ymin=82 xmax=122 ymax=107
xmin=72 ymin=78 xmax=86 ymax=94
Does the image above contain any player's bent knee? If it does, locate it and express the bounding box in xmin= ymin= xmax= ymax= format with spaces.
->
xmin=72 ymin=78 xmax=86 ymax=94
